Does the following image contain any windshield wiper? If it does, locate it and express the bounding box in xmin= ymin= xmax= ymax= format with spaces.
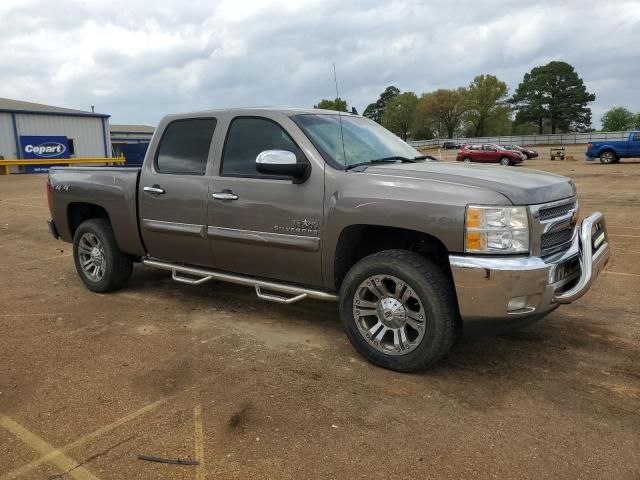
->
xmin=346 ymin=155 xmax=428 ymax=171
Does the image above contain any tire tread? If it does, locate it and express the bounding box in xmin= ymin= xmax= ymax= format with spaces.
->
xmin=339 ymin=249 xmax=459 ymax=372
xmin=73 ymin=218 xmax=133 ymax=293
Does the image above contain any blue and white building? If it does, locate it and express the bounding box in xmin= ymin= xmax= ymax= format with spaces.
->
xmin=0 ymin=97 xmax=111 ymax=172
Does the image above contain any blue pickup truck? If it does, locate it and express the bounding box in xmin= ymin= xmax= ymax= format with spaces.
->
xmin=586 ymin=131 xmax=640 ymax=164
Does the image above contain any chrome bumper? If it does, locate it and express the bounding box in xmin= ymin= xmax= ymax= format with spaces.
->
xmin=449 ymin=212 xmax=610 ymax=326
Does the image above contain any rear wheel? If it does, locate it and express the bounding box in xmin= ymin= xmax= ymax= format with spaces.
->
xmin=600 ymin=151 xmax=616 ymax=164
xmin=339 ymin=250 xmax=458 ymax=372
xmin=500 ymin=156 xmax=510 ymax=166
xmin=73 ymin=218 xmax=133 ymax=293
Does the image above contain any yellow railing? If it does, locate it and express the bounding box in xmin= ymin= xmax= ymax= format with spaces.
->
xmin=0 ymin=157 xmax=126 ymax=175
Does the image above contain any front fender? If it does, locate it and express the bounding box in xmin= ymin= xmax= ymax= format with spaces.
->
xmin=321 ymin=168 xmax=510 ymax=290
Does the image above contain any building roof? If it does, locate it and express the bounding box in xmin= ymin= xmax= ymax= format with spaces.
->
xmin=110 ymin=124 xmax=155 ymax=134
xmin=0 ymin=97 xmax=109 ymax=117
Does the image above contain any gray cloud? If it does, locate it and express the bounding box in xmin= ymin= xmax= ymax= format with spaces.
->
xmin=1 ymin=0 xmax=638 ymax=127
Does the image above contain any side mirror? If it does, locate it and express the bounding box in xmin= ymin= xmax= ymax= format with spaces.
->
xmin=256 ymin=150 xmax=309 ymax=181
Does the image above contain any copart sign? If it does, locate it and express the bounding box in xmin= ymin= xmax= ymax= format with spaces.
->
xmin=20 ymin=136 xmax=70 ymax=159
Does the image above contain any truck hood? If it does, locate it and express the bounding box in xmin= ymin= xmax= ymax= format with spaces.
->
xmin=363 ymin=161 xmax=576 ymax=205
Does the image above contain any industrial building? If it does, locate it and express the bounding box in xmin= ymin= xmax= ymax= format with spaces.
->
xmin=110 ymin=124 xmax=155 ymax=165
xmin=0 ymin=98 xmax=111 ymax=173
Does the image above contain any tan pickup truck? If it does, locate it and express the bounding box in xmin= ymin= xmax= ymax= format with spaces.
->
xmin=47 ymin=108 xmax=610 ymax=371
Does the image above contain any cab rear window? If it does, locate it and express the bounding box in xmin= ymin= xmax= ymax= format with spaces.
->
xmin=155 ymin=118 xmax=216 ymax=175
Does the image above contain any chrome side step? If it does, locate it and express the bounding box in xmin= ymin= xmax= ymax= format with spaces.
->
xmin=142 ymin=258 xmax=338 ymax=304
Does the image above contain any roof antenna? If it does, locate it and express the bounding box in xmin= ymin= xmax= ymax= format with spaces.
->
xmin=332 ymin=62 xmax=347 ymax=167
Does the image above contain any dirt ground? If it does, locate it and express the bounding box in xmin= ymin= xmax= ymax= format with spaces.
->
xmin=1 ymin=156 xmax=639 ymax=479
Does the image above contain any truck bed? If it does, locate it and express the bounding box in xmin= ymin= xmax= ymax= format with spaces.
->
xmin=48 ymin=166 xmax=146 ymax=256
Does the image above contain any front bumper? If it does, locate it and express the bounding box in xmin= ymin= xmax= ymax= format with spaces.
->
xmin=449 ymin=212 xmax=610 ymax=334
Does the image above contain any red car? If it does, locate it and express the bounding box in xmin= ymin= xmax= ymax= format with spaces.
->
xmin=456 ymin=144 xmax=523 ymax=166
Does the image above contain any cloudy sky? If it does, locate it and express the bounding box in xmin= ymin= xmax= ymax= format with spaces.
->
xmin=1 ymin=0 xmax=639 ymax=127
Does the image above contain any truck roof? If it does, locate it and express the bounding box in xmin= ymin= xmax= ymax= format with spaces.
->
xmin=165 ymin=107 xmax=357 ymax=118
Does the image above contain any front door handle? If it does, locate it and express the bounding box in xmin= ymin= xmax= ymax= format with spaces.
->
xmin=211 ymin=191 xmax=239 ymax=201
xmin=143 ymin=185 xmax=165 ymax=195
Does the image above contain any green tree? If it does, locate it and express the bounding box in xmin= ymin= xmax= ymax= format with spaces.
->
xmin=511 ymin=61 xmax=595 ymax=134
xmin=313 ymin=97 xmax=348 ymax=112
xmin=413 ymin=88 xmax=467 ymax=139
xmin=363 ymin=86 xmax=400 ymax=123
xmin=381 ymin=92 xmax=418 ymax=140
xmin=463 ymin=74 xmax=510 ymax=136
xmin=635 ymin=113 xmax=640 ymax=129
xmin=601 ymin=106 xmax=636 ymax=131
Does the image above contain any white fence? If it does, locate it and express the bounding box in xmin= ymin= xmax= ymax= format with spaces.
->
xmin=409 ymin=131 xmax=629 ymax=147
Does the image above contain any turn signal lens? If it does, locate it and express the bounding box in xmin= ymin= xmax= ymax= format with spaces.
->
xmin=466 ymin=207 xmax=482 ymax=229
xmin=465 ymin=232 xmax=484 ymax=251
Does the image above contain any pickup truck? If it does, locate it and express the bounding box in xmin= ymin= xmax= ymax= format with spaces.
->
xmin=586 ymin=131 xmax=640 ymax=164
xmin=47 ymin=108 xmax=611 ymax=372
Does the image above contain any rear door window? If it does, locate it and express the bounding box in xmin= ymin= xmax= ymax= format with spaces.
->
xmin=155 ymin=118 xmax=217 ymax=175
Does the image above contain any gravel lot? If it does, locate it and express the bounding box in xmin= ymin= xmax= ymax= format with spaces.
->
xmin=1 ymin=157 xmax=639 ymax=479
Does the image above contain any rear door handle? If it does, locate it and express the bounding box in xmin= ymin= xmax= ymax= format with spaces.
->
xmin=143 ymin=186 xmax=165 ymax=195
xmin=211 ymin=191 xmax=239 ymax=201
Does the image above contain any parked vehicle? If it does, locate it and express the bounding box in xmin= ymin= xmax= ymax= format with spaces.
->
xmin=442 ymin=141 xmax=460 ymax=149
xmin=500 ymin=146 xmax=526 ymax=160
xmin=47 ymin=108 xmax=610 ymax=372
xmin=502 ymin=145 xmax=538 ymax=159
xmin=456 ymin=144 xmax=523 ymax=166
xmin=586 ymin=131 xmax=640 ymax=164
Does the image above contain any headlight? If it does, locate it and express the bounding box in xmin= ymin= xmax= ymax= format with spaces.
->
xmin=465 ymin=205 xmax=530 ymax=254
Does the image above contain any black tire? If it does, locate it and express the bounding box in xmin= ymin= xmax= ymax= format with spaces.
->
xmin=73 ymin=218 xmax=133 ymax=293
xmin=600 ymin=150 xmax=616 ymax=164
xmin=500 ymin=156 xmax=510 ymax=166
xmin=339 ymin=250 xmax=459 ymax=372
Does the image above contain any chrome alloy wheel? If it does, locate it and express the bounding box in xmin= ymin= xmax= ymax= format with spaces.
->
xmin=77 ymin=233 xmax=106 ymax=282
xmin=352 ymin=275 xmax=426 ymax=355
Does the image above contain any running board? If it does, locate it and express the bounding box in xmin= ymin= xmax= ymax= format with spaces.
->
xmin=142 ymin=258 xmax=338 ymax=304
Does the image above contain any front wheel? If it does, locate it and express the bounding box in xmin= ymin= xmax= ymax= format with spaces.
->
xmin=73 ymin=218 xmax=133 ymax=293
xmin=500 ymin=156 xmax=510 ymax=166
xmin=339 ymin=250 xmax=458 ymax=372
xmin=463 ymin=157 xmax=472 ymax=163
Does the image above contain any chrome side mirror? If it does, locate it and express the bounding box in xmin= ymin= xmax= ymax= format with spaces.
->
xmin=255 ymin=150 xmax=309 ymax=181
xmin=256 ymin=149 xmax=297 ymax=165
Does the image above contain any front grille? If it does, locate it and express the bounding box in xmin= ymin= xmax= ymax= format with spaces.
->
xmin=532 ymin=197 xmax=578 ymax=257
xmin=541 ymin=228 xmax=573 ymax=253
xmin=539 ymin=201 xmax=576 ymax=221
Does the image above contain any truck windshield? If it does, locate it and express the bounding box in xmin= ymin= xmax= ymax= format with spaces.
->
xmin=293 ymin=114 xmax=425 ymax=169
